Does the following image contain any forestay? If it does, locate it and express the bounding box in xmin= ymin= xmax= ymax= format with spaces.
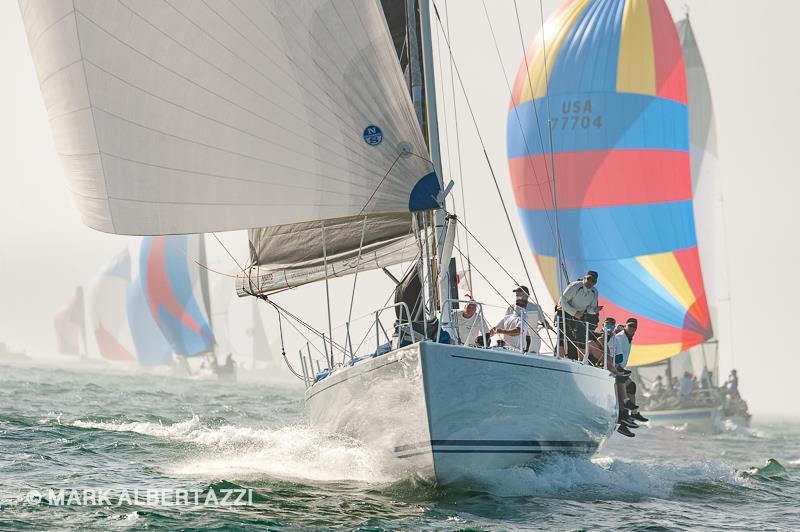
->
xmin=20 ymin=0 xmax=439 ymax=236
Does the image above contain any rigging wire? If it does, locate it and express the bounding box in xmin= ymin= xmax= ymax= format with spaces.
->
xmin=429 ymin=0 xmax=544 ymax=317
xmin=481 ymin=0 xmax=559 ymax=246
xmin=443 ymin=0 xmax=473 ymax=292
xmin=528 ymin=0 xmax=570 ymax=286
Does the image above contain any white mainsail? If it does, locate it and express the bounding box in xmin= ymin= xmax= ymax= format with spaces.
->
xmin=678 ymin=16 xmax=729 ymax=333
xmin=20 ymin=0 xmax=437 ymax=235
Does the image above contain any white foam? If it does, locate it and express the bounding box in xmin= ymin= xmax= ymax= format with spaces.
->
xmin=73 ymin=416 xmax=395 ymax=483
xmin=462 ymin=454 xmax=745 ymax=500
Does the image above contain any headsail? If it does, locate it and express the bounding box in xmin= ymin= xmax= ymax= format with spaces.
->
xmin=20 ymin=0 xmax=438 ymax=235
xmin=54 ymin=286 xmax=87 ymax=356
xmin=86 ymin=249 xmax=137 ymax=362
xmin=508 ymin=0 xmax=712 ymax=365
xmin=140 ymin=236 xmax=214 ymax=356
xmin=239 ymin=213 xmax=420 ymax=295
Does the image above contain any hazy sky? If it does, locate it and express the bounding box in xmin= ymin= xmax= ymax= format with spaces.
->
xmin=1 ymin=0 xmax=798 ymax=416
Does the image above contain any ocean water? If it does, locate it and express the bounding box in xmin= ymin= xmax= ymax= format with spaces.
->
xmin=1 ymin=359 xmax=798 ymax=531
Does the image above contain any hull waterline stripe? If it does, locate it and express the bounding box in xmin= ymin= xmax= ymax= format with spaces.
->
xmin=394 ymin=440 xmax=599 ymax=452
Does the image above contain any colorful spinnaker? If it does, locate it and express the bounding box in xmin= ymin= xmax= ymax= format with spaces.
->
xmin=508 ymin=0 xmax=712 ymax=365
xmin=127 ymin=275 xmax=174 ymax=366
xmin=140 ymin=235 xmax=215 ymax=356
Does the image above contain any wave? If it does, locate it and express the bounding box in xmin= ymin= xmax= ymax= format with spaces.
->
xmin=458 ymin=454 xmax=746 ymax=500
xmin=72 ymin=416 xmax=395 ymax=483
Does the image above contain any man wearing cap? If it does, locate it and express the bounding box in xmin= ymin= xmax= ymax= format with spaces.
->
xmin=489 ymin=287 xmax=529 ymax=351
xmin=453 ymin=297 xmax=489 ymax=347
xmin=612 ymin=318 xmax=647 ymax=437
xmin=506 ymin=286 xmax=544 ymax=353
xmin=556 ymin=271 xmax=602 ymax=359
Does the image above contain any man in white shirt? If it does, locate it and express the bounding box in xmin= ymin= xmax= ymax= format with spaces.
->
xmin=453 ymin=298 xmax=489 ymax=346
xmin=556 ymin=270 xmax=603 ymax=359
xmin=612 ymin=318 xmax=647 ymax=436
xmin=490 ymin=310 xmax=526 ymax=351
xmin=506 ymin=286 xmax=544 ymax=353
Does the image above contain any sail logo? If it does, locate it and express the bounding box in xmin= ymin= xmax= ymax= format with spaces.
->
xmin=363 ymin=125 xmax=383 ymax=146
xmin=549 ymin=99 xmax=603 ymax=131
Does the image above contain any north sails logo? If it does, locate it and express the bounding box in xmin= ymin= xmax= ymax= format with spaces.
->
xmin=363 ymin=125 xmax=383 ymax=146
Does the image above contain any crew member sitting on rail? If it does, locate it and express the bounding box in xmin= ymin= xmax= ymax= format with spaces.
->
xmin=613 ymin=318 xmax=647 ymax=437
xmin=556 ymin=270 xmax=603 ymax=360
xmin=585 ymin=316 xmax=618 ymax=367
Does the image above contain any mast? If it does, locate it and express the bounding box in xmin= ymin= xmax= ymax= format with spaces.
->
xmin=418 ymin=0 xmax=454 ymax=320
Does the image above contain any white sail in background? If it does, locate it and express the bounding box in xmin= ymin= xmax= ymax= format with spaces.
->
xmin=251 ymin=299 xmax=277 ymax=369
xmin=678 ymin=16 xmax=730 ymax=332
xmin=211 ymin=274 xmax=280 ymax=369
xmin=19 ymin=0 xmax=437 ymax=236
xmin=54 ymin=286 xmax=87 ymax=356
xmin=86 ymin=249 xmax=137 ymax=362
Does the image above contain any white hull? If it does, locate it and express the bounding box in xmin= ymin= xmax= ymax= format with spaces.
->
xmin=305 ymin=342 xmax=617 ymax=483
xmin=643 ymin=405 xmax=723 ymax=433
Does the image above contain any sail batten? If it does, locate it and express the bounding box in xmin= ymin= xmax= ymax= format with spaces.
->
xmin=21 ymin=0 xmax=438 ymax=236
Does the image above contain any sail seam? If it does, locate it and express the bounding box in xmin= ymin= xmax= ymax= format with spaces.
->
xmin=77 ymin=5 xmax=384 ymax=174
xmin=72 ymin=4 xmax=114 ymax=232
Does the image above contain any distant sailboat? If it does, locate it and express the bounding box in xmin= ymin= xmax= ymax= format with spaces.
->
xmin=86 ymin=250 xmax=137 ymax=363
xmin=54 ymin=286 xmax=88 ymax=358
xmin=635 ymin=15 xmax=749 ymax=431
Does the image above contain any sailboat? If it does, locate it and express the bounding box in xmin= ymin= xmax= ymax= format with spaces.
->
xmin=632 ymin=14 xmax=749 ymax=432
xmin=21 ymin=0 xmax=619 ymax=483
xmin=54 ymin=286 xmax=88 ymax=359
xmin=85 ymin=250 xmax=138 ymax=363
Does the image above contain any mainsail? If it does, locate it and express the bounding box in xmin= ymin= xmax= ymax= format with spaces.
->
xmin=508 ymin=0 xmax=712 ymax=365
xmin=140 ymin=236 xmax=214 ymax=356
xmin=677 ymin=15 xmax=728 ymax=338
xmin=54 ymin=286 xmax=87 ymax=356
xmin=86 ymin=249 xmax=137 ymax=362
xmin=20 ymin=1 xmax=439 ymax=292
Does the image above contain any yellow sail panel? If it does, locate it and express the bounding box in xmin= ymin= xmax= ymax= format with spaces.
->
xmin=516 ymin=0 xmax=592 ymax=104
xmin=629 ymin=342 xmax=684 ymax=367
xmin=636 ymin=252 xmax=696 ymax=310
xmin=616 ymin=0 xmax=656 ymax=96
xmin=534 ymin=254 xmax=559 ymax=301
